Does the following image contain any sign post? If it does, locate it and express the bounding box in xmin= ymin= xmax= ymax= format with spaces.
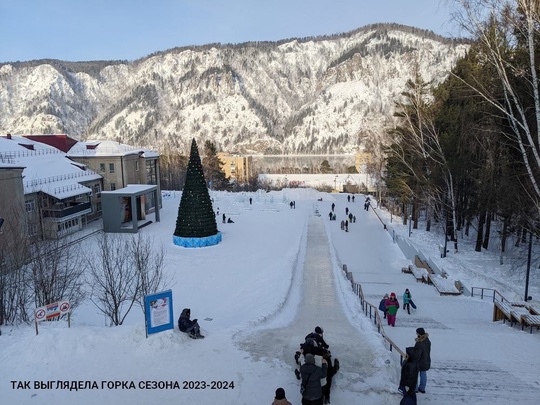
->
xmin=144 ymin=290 xmax=174 ymax=337
xmin=34 ymin=300 xmax=71 ymax=335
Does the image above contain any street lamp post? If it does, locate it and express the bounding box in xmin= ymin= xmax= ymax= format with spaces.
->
xmin=442 ymin=207 xmax=448 ymax=258
xmin=525 ymin=231 xmax=533 ymax=301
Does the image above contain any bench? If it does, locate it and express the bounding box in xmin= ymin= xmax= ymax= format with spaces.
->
xmin=494 ymin=301 xmax=514 ymax=324
xmin=401 ymin=266 xmax=412 ymax=274
xmin=510 ymin=307 xmax=529 ymax=328
xmin=410 ymin=265 xmax=429 ymax=283
xmin=527 ymin=305 xmax=540 ymax=316
xmin=428 ymin=274 xmax=461 ymax=296
xmin=521 ymin=314 xmax=540 ymax=334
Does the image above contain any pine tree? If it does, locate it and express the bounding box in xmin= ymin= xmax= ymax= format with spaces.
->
xmin=173 ymin=139 xmax=220 ymax=246
xmin=202 ymin=140 xmax=230 ymax=190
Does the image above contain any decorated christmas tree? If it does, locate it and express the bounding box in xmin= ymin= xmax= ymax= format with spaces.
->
xmin=173 ymin=138 xmax=221 ymax=247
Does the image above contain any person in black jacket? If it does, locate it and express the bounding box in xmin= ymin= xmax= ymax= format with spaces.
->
xmin=399 ymin=346 xmax=420 ymax=400
xmin=302 ymin=326 xmax=329 ymax=356
xmin=414 ymin=327 xmax=431 ymax=393
xmin=300 ymin=353 xmax=327 ymax=405
xmin=178 ymin=308 xmax=204 ymax=339
xmin=321 ymin=351 xmax=339 ymax=405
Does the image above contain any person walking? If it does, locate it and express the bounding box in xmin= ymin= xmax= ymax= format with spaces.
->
xmin=403 ymin=288 xmax=416 ymax=314
xmin=414 ymin=327 xmax=431 ymax=394
xmin=398 ymin=346 xmax=420 ymax=404
xmin=272 ymin=387 xmax=292 ymax=405
xmin=385 ymin=292 xmax=399 ymax=327
xmin=300 ymin=353 xmax=327 ymax=405
xmin=378 ymin=293 xmax=389 ymax=319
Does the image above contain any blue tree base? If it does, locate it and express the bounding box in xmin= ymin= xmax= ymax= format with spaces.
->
xmin=173 ymin=232 xmax=222 ymax=248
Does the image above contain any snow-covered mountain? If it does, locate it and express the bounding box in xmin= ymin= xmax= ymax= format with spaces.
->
xmin=0 ymin=24 xmax=468 ymax=155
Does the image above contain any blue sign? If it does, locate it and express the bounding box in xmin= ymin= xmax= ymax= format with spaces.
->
xmin=144 ymin=290 xmax=174 ymax=336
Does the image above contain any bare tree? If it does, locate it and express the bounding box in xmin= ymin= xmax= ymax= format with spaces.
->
xmin=86 ymin=233 xmax=140 ymax=326
xmin=453 ymin=0 xmax=540 ymax=213
xmin=29 ymin=236 xmax=86 ymax=311
xmin=389 ymin=71 xmax=460 ymax=252
xmin=129 ymin=232 xmax=168 ymax=309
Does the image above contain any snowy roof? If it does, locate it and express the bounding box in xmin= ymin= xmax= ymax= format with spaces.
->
xmin=101 ymin=184 xmax=157 ymax=195
xmin=67 ymin=140 xmax=159 ymax=158
xmin=0 ymin=136 xmax=101 ymax=199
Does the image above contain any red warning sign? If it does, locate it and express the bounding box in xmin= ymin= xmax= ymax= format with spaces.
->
xmin=34 ymin=300 xmax=70 ymax=322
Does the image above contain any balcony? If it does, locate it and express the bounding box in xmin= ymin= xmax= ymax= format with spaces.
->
xmin=42 ymin=202 xmax=92 ymax=219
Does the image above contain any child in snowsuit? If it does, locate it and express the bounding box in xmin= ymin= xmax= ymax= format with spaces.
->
xmin=403 ymin=289 xmax=416 ymax=314
xmin=385 ymin=292 xmax=399 ymax=327
xmin=178 ymin=308 xmax=204 ymax=339
xmin=379 ymin=293 xmax=389 ymax=319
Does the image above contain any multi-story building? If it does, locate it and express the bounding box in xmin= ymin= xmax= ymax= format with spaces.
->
xmin=0 ymin=134 xmax=161 ymax=240
xmin=355 ymin=151 xmax=373 ymax=173
xmin=217 ymin=152 xmax=253 ymax=184
xmin=0 ymin=164 xmax=27 ymax=250
xmin=0 ymin=135 xmax=101 ymax=240
xmin=68 ymin=140 xmax=161 ymax=212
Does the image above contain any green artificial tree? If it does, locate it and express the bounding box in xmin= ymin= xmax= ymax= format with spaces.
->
xmin=173 ymin=138 xmax=221 ymax=247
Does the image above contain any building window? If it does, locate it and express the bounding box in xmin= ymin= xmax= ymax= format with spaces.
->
xmin=96 ymin=202 xmax=102 ymax=212
xmin=146 ymin=160 xmax=157 ymax=185
xmin=99 ymin=163 xmax=106 ymax=172
xmin=110 ymin=183 xmax=116 ymax=191
xmin=109 ymin=163 xmax=115 ymax=173
xmin=93 ymin=184 xmax=102 ymax=197
xmin=25 ymin=200 xmax=36 ymax=212
xmin=135 ymin=161 xmax=139 ymax=171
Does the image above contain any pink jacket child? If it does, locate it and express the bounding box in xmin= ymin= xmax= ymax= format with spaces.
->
xmin=385 ymin=292 xmax=400 ymax=327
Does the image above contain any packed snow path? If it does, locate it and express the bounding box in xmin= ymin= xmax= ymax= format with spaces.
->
xmin=323 ymin=193 xmax=540 ymax=404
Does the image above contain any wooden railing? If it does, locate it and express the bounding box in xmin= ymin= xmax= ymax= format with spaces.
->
xmin=342 ymin=264 xmax=407 ymax=363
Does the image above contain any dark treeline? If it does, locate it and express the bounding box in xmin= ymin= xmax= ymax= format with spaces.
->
xmin=383 ymin=0 xmax=540 ymax=255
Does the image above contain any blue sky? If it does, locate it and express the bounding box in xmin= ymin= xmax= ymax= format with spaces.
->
xmin=0 ymin=0 xmax=459 ymax=63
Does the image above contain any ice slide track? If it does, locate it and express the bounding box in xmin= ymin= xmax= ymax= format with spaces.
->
xmin=239 ymin=213 xmax=539 ymax=402
xmin=238 ymin=215 xmax=380 ymax=395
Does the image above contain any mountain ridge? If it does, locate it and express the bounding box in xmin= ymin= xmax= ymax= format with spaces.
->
xmin=0 ymin=23 xmax=469 ymax=156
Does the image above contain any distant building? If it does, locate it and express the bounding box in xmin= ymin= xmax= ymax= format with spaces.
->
xmin=355 ymin=151 xmax=373 ymax=173
xmin=217 ymin=152 xmax=253 ymax=184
